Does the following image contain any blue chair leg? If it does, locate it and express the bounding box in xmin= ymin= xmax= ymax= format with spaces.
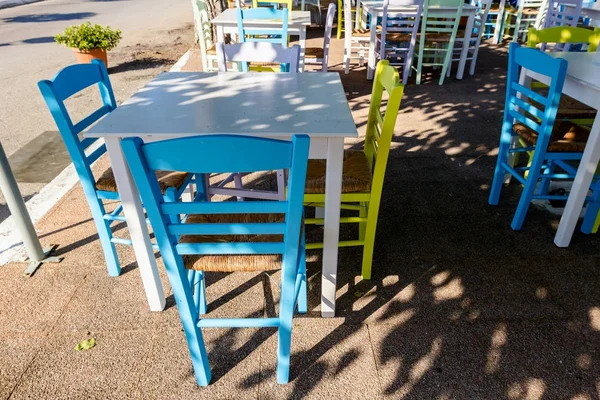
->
xmin=90 ymin=197 xmax=121 ymax=277
xmin=489 ymin=127 xmax=514 ymax=205
xmin=511 ymin=151 xmax=546 ymax=230
xmin=277 ymin=253 xmax=299 ymax=384
xmin=170 ymin=267 xmax=212 ymax=386
xmin=539 ymin=162 xmax=555 ymax=196
xmin=297 ymin=255 xmax=307 ymax=314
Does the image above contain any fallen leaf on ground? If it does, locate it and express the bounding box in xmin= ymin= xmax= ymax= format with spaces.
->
xmin=74 ymin=338 xmax=96 ymax=351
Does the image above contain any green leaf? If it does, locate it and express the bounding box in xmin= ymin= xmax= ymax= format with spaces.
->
xmin=353 ymin=290 xmax=364 ymax=298
xmin=74 ymin=338 xmax=97 ymax=351
xmin=55 ymin=22 xmax=121 ymax=51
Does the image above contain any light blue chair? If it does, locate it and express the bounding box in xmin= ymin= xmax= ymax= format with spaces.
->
xmin=237 ymin=7 xmax=290 ymax=72
xmin=489 ymin=43 xmax=600 ymax=232
xmin=38 ymin=60 xmax=192 ymax=277
xmin=122 ymin=134 xmax=309 ymax=386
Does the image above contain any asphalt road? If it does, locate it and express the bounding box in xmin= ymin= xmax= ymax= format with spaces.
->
xmin=0 ymin=0 xmax=194 ymax=222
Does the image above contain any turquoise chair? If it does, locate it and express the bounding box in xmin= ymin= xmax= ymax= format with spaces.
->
xmin=38 ymin=60 xmax=192 ymax=276
xmin=489 ymin=43 xmax=600 ymax=231
xmin=237 ymin=7 xmax=289 ymax=72
xmin=122 ymin=134 xmax=309 ymax=386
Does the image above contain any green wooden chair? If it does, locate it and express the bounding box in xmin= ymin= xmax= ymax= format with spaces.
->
xmin=303 ymin=60 xmax=404 ymax=279
xmin=253 ymin=0 xmax=293 ymax=11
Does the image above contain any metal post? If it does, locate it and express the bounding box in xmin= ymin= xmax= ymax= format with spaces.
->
xmin=0 ymin=142 xmax=61 ymax=276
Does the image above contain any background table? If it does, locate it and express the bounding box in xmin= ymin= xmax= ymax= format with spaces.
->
xmin=85 ymin=72 xmax=358 ymax=317
xmin=523 ymin=52 xmax=600 ymax=247
xmin=211 ymin=9 xmax=312 ymax=71
xmin=357 ymin=0 xmax=478 ymax=80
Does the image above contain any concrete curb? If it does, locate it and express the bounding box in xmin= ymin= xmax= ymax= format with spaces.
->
xmin=0 ymin=0 xmax=44 ymax=10
xmin=0 ymin=49 xmax=194 ymax=266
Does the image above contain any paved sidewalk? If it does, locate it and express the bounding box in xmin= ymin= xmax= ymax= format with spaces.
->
xmin=1 ymin=30 xmax=600 ymax=399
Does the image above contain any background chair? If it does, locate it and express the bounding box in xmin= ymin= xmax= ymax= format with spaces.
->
xmin=337 ymin=0 xmax=359 ymax=39
xmin=416 ymin=0 xmax=465 ymax=85
xmin=376 ymin=0 xmax=423 ymax=84
xmin=191 ymin=0 xmax=219 ymax=72
xmin=122 ymin=134 xmax=309 ymax=386
xmin=303 ymin=60 xmax=404 ymax=280
xmin=305 ymin=2 xmax=336 ymax=71
xmin=502 ymin=0 xmax=545 ymax=42
xmin=237 ymin=7 xmax=290 ymax=72
xmin=343 ymin=0 xmax=371 ymax=74
xmin=38 ymin=60 xmax=191 ymax=277
xmin=446 ymin=0 xmax=493 ymax=77
xmin=489 ymin=42 xmax=600 ymax=232
xmin=253 ymin=0 xmax=293 ymax=10
xmin=484 ymin=0 xmax=507 ymax=43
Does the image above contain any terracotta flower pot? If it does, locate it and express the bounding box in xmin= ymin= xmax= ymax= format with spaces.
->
xmin=72 ymin=48 xmax=108 ymax=67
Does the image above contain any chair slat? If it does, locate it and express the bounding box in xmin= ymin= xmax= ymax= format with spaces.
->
xmin=168 ymin=222 xmax=287 ymax=236
xmin=161 ymin=201 xmax=289 ymax=215
xmin=511 ymin=81 xmax=549 ymax=106
xmin=176 ymin=242 xmax=285 ymax=255
xmin=72 ymin=105 xmax=112 ymax=134
xmin=510 ymin=96 xmax=544 ymax=120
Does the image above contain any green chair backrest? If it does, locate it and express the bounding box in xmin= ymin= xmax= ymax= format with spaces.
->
xmin=527 ymin=26 xmax=600 ymax=52
xmin=364 ymin=60 xmax=404 ymax=195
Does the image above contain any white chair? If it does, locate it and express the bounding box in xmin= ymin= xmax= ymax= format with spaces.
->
xmin=447 ymin=0 xmax=493 ymax=77
xmin=502 ymin=0 xmax=545 ymax=42
xmin=191 ymin=0 xmax=219 ymax=72
xmin=343 ymin=0 xmax=371 ymax=74
xmin=215 ymin=42 xmax=301 ymax=201
xmin=305 ymin=2 xmax=336 ymax=71
xmin=216 ymin=42 xmax=301 ymax=73
xmin=540 ymin=0 xmax=583 ymax=27
xmin=376 ymin=0 xmax=423 ymax=84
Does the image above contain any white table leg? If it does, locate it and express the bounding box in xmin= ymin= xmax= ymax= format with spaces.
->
xmin=105 ymin=138 xmax=166 ymax=311
xmin=321 ymin=137 xmax=344 ymax=317
xmin=217 ymin=24 xmax=225 ymax=44
xmin=456 ymin=14 xmax=475 ymax=80
xmin=366 ymin=11 xmax=377 ymax=80
xmin=299 ymin=27 xmax=307 ymax=72
xmin=554 ymin=115 xmax=600 ymax=247
xmin=493 ymin=0 xmax=506 ymax=44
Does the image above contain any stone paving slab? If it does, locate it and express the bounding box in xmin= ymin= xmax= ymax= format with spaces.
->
xmin=2 ymin=29 xmax=600 ymax=399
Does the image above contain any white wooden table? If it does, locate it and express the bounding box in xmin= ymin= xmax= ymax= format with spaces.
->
xmin=523 ymin=52 xmax=600 ymax=247
xmin=211 ymin=9 xmax=312 ymax=71
xmin=356 ymin=0 xmax=478 ymax=80
xmin=85 ymin=72 xmax=358 ymax=317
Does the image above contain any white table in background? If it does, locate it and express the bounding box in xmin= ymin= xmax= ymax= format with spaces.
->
xmin=523 ymin=52 xmax=600 ymax=247
xmin=85 ymin=72 xmax=358 ymax=317
xmin=356 ymin=0 xmax=478 ymax=80
xmin=211 ymin=9 xmax=312 ymax=71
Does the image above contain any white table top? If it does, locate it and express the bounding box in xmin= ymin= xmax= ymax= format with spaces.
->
xmin=550 ymin=52 xmax=600 ymax=92
xmin=211 ymin=8 xmax=311 ymax=26
xmin=360 ymin=0 xmax=477 ymax=13
xmin=85 ymin=72 xmax=358 ymax=139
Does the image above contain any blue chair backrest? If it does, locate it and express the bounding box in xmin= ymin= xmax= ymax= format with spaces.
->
xmin=121 ymin=133 xmax=310 ymax=301
xmin=236 ymin=7 xmax=289 ymax=46
xmin=38 ymin=59 xmax=116 ymax=198
xmin=502 ymin=42 xmax=568 ymax=147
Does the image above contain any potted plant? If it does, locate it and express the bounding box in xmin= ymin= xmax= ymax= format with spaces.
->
xmin=55 ymin=22 xmax=122 ymax=67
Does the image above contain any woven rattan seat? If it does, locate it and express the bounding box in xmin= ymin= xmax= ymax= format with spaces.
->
xmin=305 ymin=150 xmax=372 ymax=194
xmin=513 ymin=121 xmax=590 ymax=152
xmin=180 ymin=213 xmax=284 ymax=272
xmin=557 ymin=95 xmax=597 ymax=119
xmin=304 ymin=47 xmax=324 ymax=59
xmin=352 ymin=28 xmax=371 ymax=37
xmin=379 ymin=32 xmax=412 ymax=42
xmin=96 ymin=169 xmax=189 ymax=194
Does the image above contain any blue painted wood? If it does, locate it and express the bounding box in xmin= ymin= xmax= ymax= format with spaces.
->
xmin=236 ymin=7 xmax=289 ymax=72
xmin=141 ymin=135 xmax=294 ymax=173
xmin=488 ymin=43 xmax=600 ymax=231
xmin=38 ymin=59 xmax=189 ymax=277
xmin=38 ymin=60 xmax=120 ymax=277
xmin=121 ymin=134 xmax=310 ymax=386
xmin=167 ymin=222 xmax=287 ymax=236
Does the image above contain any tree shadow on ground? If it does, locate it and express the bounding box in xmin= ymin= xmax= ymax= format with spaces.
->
xmin=1 ymin=12 xmax=96 ymax=23
xmin=107 ymin=57 xmax=173 ymax=74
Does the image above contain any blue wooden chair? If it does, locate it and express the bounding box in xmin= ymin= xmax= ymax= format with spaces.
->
xmin=489 ymin=43 xmax=600 ymax=232
xmin=38 ymin=60 xmax=192 ymax=277
xmin=237 ymin=7 xmax=290 ymax=72
xmin=122 ymin=134 xmax=309 ymax=386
